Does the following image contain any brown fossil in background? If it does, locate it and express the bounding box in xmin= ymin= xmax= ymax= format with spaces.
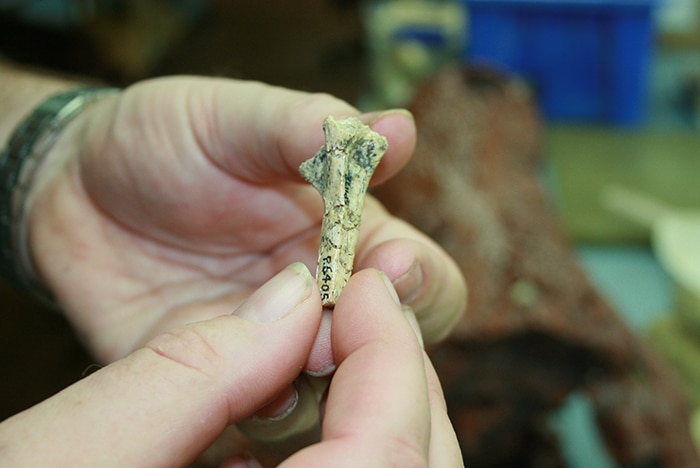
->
xmin=373 ymin=66 xmax=698 ymax=467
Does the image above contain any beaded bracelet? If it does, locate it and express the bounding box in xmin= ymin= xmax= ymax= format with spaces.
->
xmin=0 ymin=87 xmax=121 ymax=304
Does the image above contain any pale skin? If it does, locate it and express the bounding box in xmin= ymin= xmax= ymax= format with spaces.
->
xmin=0 ymin=59 xmax=467 ymax=466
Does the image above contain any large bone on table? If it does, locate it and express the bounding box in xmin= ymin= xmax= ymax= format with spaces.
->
xmin=300 ymin=116 xmax=388 ymax=307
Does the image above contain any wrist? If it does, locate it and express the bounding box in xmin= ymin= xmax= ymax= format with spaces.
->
xmin=0 ymin=87 xmax=121 ymax=305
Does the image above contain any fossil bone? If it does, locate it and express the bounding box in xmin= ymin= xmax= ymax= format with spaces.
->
xmin=300 ymin=115 xmax=388 ymax=306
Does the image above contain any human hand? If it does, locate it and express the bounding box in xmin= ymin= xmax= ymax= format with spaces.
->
xmin=0 ymin=264 xmax=463 ymax=467
xmin=28 ymin=76 xmax=466 ymax=365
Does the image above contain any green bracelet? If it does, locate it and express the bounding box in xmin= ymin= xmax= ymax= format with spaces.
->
xmin=0 ymin=86 xmax=121 ymax=305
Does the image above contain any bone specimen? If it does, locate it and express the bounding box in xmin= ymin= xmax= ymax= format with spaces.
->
xmin=300 ymin=116 xmax=388 ymax=306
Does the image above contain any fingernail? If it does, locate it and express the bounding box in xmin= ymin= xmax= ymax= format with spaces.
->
xmin=360 ymin=108 xmax=414 ymax=126
xmin=403 ymin=306 xmax=425 ymax=349
xmin=233 ymin=262 xmax=312 ymax=323
xmin=380 ymin=271 xmax=402 ymax=306
xmin=222 ymin=452 xmax=263 ymax=468
xmin=304 ymin=364 xmax=336 ymax=378
xmin=237 ymin=376 xmax=320 ymax=441
xmin=304 ymin=309 xmax=336 ymax=376
xmin=393 ymin=260 xmax=424 ymax=305
xmin=254 ymin=385 xmax=299 ymax=421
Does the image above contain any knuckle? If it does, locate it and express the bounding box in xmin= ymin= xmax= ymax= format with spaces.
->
xmin=146 ymin=324 xmax=223 ymax=375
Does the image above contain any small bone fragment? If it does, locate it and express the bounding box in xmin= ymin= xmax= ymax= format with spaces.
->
xmin=300 ymin=115 xmax=388 ymax=307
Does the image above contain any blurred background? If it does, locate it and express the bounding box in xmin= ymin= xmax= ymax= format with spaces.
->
xmin=1 ymin=0 xmax=699 ymax=466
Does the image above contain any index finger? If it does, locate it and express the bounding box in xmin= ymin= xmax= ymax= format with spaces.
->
xmin=282 ymin=269 xmax=436 ymax=467
xmin=189 ymin=79 xmax=416 ymax=185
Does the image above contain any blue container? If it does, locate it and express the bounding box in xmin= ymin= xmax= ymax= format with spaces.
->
xmin=463 ymin=0 xmax=657 ymax=126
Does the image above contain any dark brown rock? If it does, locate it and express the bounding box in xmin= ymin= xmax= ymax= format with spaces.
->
xmin=373 ymin=66 xmax=698 ymax=467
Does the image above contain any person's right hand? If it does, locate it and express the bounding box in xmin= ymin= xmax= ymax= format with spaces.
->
xmin=277 ymin=267 xmax=463 ymax=468
xmin=0 ymin=264 xmax=462 ymax=467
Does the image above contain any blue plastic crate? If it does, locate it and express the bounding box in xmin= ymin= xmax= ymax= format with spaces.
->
xmin=462 ymin=0 xmax=657 ymax=126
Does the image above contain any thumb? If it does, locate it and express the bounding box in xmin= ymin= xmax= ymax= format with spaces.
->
xmin=181 ymin=78 xmax=416 ymax=185
xmin=0 ymin=263 xmax=322 ymax=467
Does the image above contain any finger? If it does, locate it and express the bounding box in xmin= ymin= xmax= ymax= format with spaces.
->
xmin=237 ymin=375 xmax=320 ymax=443
xmin=0 ymin=263 xmax=322 ymax=467
xmin=235 ymin=375 xmax=332 ymax=467
xmin=357 ymin=108 xmax=416 ymax=186
xmin=303 ymin=308 xmax=335 ymax=376
xmin=281 ymin=269 xmax=434 ymax=467
xmin=250 ymin=384 xmax=299 ymax=420
xmin=357 ymin=197 xmax=468 ymax=343
xmin=184 ymin=78 xmax=416 ymax=184
xmin=423 ymin=349 xmax=464 ymax=467
xmin=399 ymin=307 xmax=463 ymax=466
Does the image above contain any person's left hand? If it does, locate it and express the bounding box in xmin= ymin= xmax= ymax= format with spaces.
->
xmin=29 ymin=76 xmax=466 ymax=366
